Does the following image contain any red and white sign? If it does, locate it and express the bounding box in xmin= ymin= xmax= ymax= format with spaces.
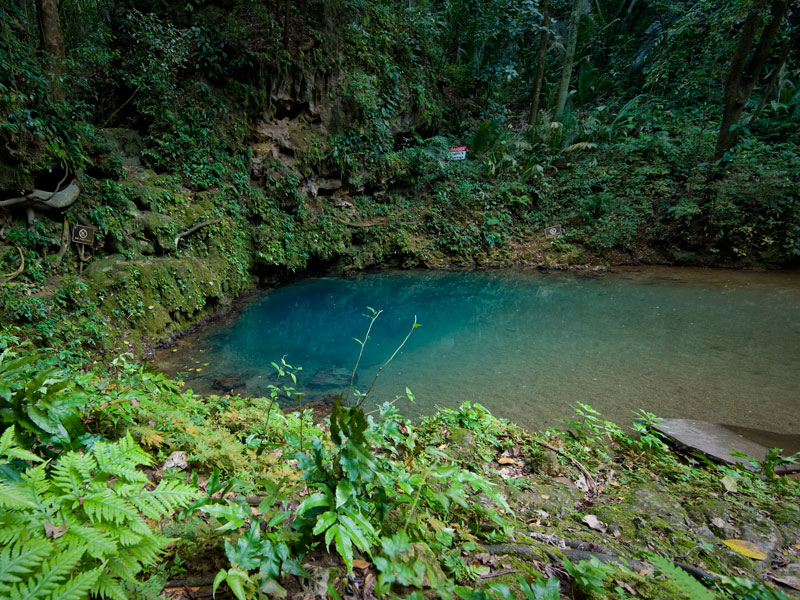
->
xmin=449 ymin=146 xmax=467 ymax=160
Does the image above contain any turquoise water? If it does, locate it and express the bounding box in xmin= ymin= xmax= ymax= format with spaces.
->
xmin=156 ymin=267 xmax=800 ymax=433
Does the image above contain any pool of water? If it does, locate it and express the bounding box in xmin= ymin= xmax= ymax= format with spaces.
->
xmin=155 ymin=267 xmax=800 ymax=433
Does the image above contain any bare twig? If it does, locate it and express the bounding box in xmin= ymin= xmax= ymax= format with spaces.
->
xmin=531 ymin=438 xmax=598 ymax=496
xmin=100 ymin=84 xmax=141 ymax=128
xmin=346 ymin=309 xmax=383 ymax=406
xmin=355 ymin=315 xmax=418 ymax=408
xmin=174 ymin=218 xmax=222 ymax=249
xmin=480 ymin=570 xmax=519 ymax=579
xmin=3 ymin=246 xmax=24 ymax=281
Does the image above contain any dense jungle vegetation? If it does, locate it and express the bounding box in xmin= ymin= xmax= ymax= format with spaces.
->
xmin=1 ymin=0 xmax=799 ymax=599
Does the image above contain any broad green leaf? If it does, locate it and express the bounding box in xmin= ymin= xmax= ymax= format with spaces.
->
xmin=296 ymin=492 xmax=331 ymax=516
xmin=335 ymin=480 xmax=354 ymax=509
xmin=312 ymin=510 xmax=337 ymax=536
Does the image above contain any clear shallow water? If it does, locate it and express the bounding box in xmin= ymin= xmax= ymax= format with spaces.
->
xmin=156 ymin=267 xmax=800 ymax=433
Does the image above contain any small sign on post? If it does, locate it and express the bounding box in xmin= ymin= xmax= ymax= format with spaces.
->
xmin=449 ymin=146 xmax=467 ymax=160
xmin=72 ymin=224 xmax=97 ymax=247
xmin=545 ymin=224 xmax=563 ymax=238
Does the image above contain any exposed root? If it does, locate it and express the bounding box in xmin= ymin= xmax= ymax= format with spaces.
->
xmin=174 ymin=217 xmax=222 ymax=249
xmin=3 ymin=246 xmax=24 ymax=281
xmin=54 ymin=218 xmax=70 ymax=265
xmin=0 ymin=179 xmax=81 ymax=211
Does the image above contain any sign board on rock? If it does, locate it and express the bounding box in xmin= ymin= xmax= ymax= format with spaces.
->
xmin=72 ymin=224 xmax=97 ymax=246
xmin=545 ymin=224 xmax=563 ymax=238
xmin=449 ymin=146 xmax=467 ymax=160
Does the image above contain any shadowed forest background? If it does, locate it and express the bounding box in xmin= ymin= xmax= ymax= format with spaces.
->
xmin=2 ymin=3 xmax=800 ymax=599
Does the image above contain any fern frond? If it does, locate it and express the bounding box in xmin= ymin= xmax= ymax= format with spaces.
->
xmin=0 ymin=515 xmax=29 ymax=545
xmin=51 ymin=452 xmax=96 ymax=498
xmin=0 ymin=538 xmax=51 ymax=589
xmin=0 ymin=427 xmax=42 ymax=463
xmin=92 ymin=435 xmax=152 ymax=484
xmin=22 ymin=464 xmax=53 ymax=497
xmin=100 ymin=522 xmax=144 ymax=547
xmin=7 ymin=544 xmax=85 ymax=600
xmin=116 ymin=533 xmax=169 ymax=568
xmin=82 ymin=489 xmax=140 ymax=525
xmin=62 ymin=524 xmax=118 ymax=559
xmin=127 ymin=480 xmax=198 ymax=520
xmin=49 ymin=566 xmax=103 ymax=600
xmin=91 ymin=572 xmax=128 ymax=600
xmin=0 ymin=482 xmax=36 ymax=509
xmin=562 ymin=141 xmax=598 ymax=152
xmin=104 ymin=553 xmax=142 ymax=582
xmin=647 ymin=554 xmax=716 ymax=600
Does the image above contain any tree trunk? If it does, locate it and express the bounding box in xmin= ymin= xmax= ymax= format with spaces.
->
xmin=748 ymin=25 xmax=800 ymax=124
xmin=35 ymin=0 xmax=66 ymax=101
xmin=530 ymin=0 xmax=552 ymax=125
xmin=714 ymin=0 xmax=789 ymax=161
xmin=554 ymin=0 xmax=582 ymax=120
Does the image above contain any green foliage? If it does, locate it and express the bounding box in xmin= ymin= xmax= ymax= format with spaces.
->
xmin=646 ymin=554 xmax=716 ymax=600
xmin=455 ymin=574 xmax=560 ymax=600
xmin=0 ymin=426 xmax=197 ymax=600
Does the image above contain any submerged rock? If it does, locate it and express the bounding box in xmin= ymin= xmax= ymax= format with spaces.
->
xmin=213 ymin=373 xmax=247 ymax=394
xmin=309 ymin=367 xmax=354 ymax=390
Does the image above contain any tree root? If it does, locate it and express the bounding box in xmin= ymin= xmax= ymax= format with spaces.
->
xmin=526 ymin=532 xmax=614 ymax=557
xmin=174 ymin=217 xmax=222 ymax=249
xmin=0 ymin=179 xmax=81 ymax=211
xmin=54 ymin=218 xmax=70 ymax=265
xmin=3 ymin=246 xmax=24 ymax=281
xmin=480 ymin=543 xmax=546 ymax=561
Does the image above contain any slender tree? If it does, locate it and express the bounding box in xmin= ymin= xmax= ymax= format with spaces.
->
xmin=554 ymin=0 xmax=582 ymax=120
xmin=529 ymin=0 xmax=551 ymax=125
xmin=35 ymin=0 xmax=66 ymax=101
xmin=714 ymin=0 xmax=790 ymax=161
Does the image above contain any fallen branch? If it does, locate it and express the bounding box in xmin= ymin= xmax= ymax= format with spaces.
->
xmin=3 ymin=246 xmax=24 ymax=281
xmin=480 ymin=570 xmax=519 ymax=579
xmin=164 ymin=576 xmax=216 ymax=588
xmin=532 ymin=438 xmax=598 ymax=496
xmin=174 ymin=217 xmax=222 ymax=249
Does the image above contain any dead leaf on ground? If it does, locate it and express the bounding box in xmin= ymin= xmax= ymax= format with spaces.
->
xmin=583 ymin=514 xmax=608 ymax=533
xmin=162 ymin=451 xmax=188 ymax=471
xmin=44 ymin=521 xmax=67 ymax=539
xmin=723 ymin=539 xmax=768 ymax=560
xmin=352 ymin=559 xmax=371 ymax=570
xmin=497 ymin=457 xmax=515 ymax=465
xmin=721 ymin=475 xmax=738 ymax=493
xmin=615 ymin=579 xmax=637 ymax=595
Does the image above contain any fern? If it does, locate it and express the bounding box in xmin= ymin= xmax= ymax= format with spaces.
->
xmin=82 ymin=489 xmax=142 ymax=525
xmin=0 ymin=539 xmax=51 ymax=590
xmin=7 ymin=544 xmax=86 ymax=600
xmin=647 ymin=553 xmax=717 ymax=600
xmin=0 ymin=426 xmax=199 ymax=599
xmin=48 ymin=567 xmax=103 ymax=600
